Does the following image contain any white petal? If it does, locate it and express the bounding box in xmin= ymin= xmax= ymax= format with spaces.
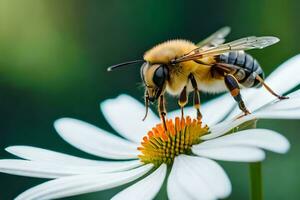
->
xmin=0 ymin=159 xmax=142 ymax=178
xmin=112 ymin=164 xmax=166 ymax=200
xmin=168 ymin=93 xmax=234 ymax=125
xmin=227 ymin=54 xmax=300 ymax=118
xmin=192 ymin=146 xmax=265 ymax=162
xmin=6 ymin=146 xmax=132 ymax=166
xmin=200 ymin=94 xmax=236 ymax=125
xmin=201 ymin=115 xmax=256 ymax=140
xmin=263 ymin=54 xmax=300 ymax=96
xmin=168 ymin=156 xmax=216 ymax=200
xmin=54 ymin=118 xmax=139 ymax=160
xmin=16 ymin=164 xmax=153 ymax=200
xmin=196 ymin=129 xmax=290 ymax=154
xmin=253 ymin=109 xmax=300 ymax=119
xmin=178 ymin=155 xmax=231 ymax=199
xmin=167 ymin=158 xmax=196 ymax=200
xmin=252 ymin=89 xmax=300 ymax=119
xmin=0 ymin=155 xmax=143 ymax=177
xmin=0 ymin=159 xmax=69 ymax=179
xmin=6 ymin=146 xmax=142 ymax=172
xmin=202 ymin=94 xmax=300 ymax=141
xmin=260 ymin=99 xmax=300 ymax=111
xmin=257 ymin=93 xmax=300 ymax=111
xmin=100 ymin=94 xmax=160 ymax=143
xmin=202 ymin=104 xmax=300 ymax=141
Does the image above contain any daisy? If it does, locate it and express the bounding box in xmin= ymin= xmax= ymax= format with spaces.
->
xmin=1 ymin=54 xmax=300 ymax=200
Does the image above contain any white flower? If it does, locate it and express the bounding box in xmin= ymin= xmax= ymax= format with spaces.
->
xmin=1 ymin=55 xmax=300 ymax=200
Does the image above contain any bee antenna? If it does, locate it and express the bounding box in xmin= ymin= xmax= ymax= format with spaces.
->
xmin=107 ymin=59 xmax=144 ymax=71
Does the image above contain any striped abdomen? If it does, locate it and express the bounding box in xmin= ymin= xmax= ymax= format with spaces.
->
xmin=217 ymin=51 xmax=265 ymax=88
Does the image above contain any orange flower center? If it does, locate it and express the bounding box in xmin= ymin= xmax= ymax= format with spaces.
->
xmin=138 ymin=116 xmax=209 ymax=166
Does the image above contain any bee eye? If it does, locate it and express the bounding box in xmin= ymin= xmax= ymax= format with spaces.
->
xmin=153 ymin=65 xmax=168 ymax=87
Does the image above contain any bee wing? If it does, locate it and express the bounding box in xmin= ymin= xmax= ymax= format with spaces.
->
xmin=173 ymin=36 xmax=280 ymax=63
xmin=196 ymin=26 xmax=231 ymax=47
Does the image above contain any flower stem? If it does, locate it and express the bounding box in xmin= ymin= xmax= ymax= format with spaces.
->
xmin=249 ymin=162 xmax=263 ymax=200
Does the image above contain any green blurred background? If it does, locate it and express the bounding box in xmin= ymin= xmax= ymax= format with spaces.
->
xmin=1 ymin=0 xmax=300 ymax=199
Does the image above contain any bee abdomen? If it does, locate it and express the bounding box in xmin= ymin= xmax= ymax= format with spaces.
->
xmin=217 ymin=51 xmax=264 ymax=88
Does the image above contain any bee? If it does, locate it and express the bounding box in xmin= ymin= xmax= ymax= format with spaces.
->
xmin=108 ymin=27 xmax=287 ymax=129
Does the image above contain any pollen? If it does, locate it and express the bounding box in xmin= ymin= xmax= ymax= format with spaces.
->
xmin=138 ymin=116 xmax=209 ymax=166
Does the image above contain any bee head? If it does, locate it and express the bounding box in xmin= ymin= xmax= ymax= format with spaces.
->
xmin=140 ymin=62 xmax=169 ymax=102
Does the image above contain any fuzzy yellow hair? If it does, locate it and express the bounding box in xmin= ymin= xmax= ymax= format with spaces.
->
xmin=143 ymin=39 xmax=197 ymax=64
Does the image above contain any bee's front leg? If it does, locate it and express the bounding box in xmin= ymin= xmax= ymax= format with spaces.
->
xmin=178 ymin=86 xmax=188 ymax=119
xmin=189 ymin=74 xmax=202 ymax=121
xmin=224 ymin=74 xmax=250 ymax=115
xmin=158 ymin=95 xmax=167 ymax=130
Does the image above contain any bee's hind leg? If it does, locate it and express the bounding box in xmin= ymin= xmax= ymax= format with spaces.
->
xmin=178 ymin=86 xmax=188 ymax=119
xmin=255 ymin=74 xmax=289 ymax=100
xmin=189 ymin=74 xmax=202 ymax=121
xmin=224 ymin=74 xmax=251 ymax=116
xmin=158 ymin=95 xmax=167 ymax=130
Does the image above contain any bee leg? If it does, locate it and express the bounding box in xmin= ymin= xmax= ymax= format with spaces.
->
xmin=189 ymin=74 xmax=202 ymax=120
xmin=255 ymin=74 xmax=289 ymax=100
xmin=158 ymin=95 xmax=167 ymax=130
xmin=178 ymin=86 xmax=188 ymax=119
xmin=224 ymin=74 xmax=251 ymax=115
xmin=142 ymin=91 xmax=150 ymax=121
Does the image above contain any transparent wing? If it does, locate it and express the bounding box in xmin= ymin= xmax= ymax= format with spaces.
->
xmin=173 ymin=36 xmax=280 ymax=63
xmin=196 ymin=26 xmax=231 ymax=47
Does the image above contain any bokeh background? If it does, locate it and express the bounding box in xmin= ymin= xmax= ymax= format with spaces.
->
xmin=1 ymin=0 xmax=300 ymax=199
